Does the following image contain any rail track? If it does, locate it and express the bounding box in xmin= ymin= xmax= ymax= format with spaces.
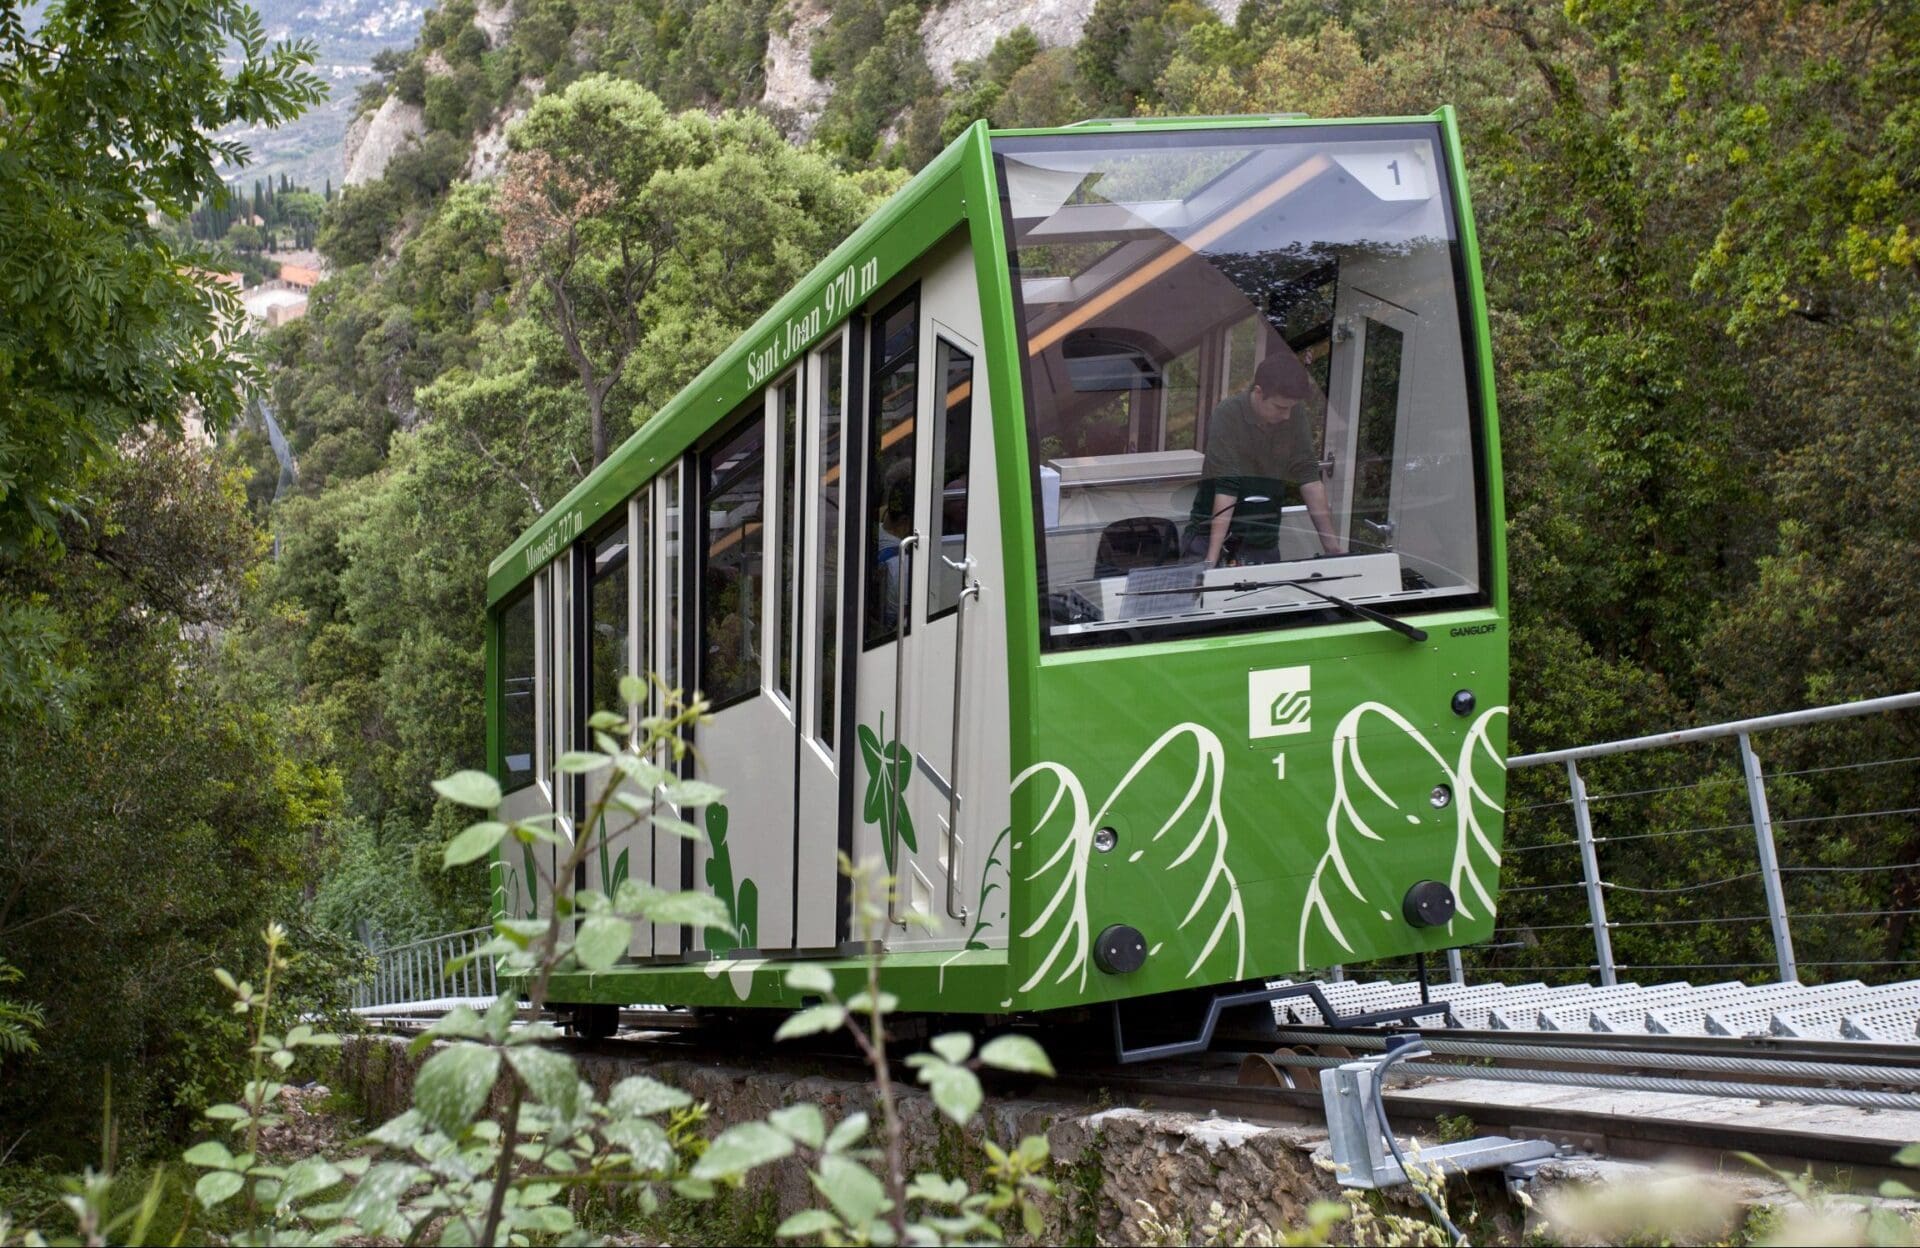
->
xmin=358 ymin=1000 xmax=1920 ymax=1182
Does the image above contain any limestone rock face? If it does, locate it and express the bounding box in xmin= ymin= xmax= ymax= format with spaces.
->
xmin=919 ymin=0 xmax=1101 ymax=87
xmin=343 ymin=94 xmax=426 ymax=187
xmin=763 ymin=0 xmax=832 ymax=139
xmin=920 ymin=0 xmax=1245 ymax=87
xmin=466 ymin=103 xmax=529 ymax=182
xmin=474 ymin=0 xmax=515 ymax=49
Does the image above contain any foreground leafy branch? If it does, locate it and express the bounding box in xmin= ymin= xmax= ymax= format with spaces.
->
xmin=145 ymin=678 xmax=1063 ymax=1246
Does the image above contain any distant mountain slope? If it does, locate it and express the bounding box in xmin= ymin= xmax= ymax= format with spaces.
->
xmin=215 ymin=0 xmax=428 ymax=191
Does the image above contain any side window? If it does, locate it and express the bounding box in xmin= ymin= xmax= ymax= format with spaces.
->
xmin=815 ymin=339 xmax=843 ymax=748
xmin=545 ymin=563 xmax=571 ymax=778
xmin=929 ymin=339 xmax=973 ymax=618
xmin=632 ymin=489 xmax=651 ymax=714
xmin=776 ymin=370 xmax=801 ymax=701
xmin=502 ymin=590 xmax=536 ymax=786
xmin=701 ymin=410 xmax=767 ymax=709
xmin=663 ymin=465 xmax=682 ymax=693
xmin=590 ymin=522 xmax=628 ymax=716
xmin=863 ymin=295 xmax=918 ymax=648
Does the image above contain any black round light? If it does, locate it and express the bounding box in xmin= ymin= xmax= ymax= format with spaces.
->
xmin=1094 ymin=924 xmax=1148 ymax=974
xmin=1451 ymin=689 xmax=1476 ymax=717
xmin=1402 ymin=881 xmax=1457 ymax=929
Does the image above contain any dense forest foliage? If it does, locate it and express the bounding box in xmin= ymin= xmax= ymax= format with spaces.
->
xmin=2 ymin=0 xmax=1917 ymax=1178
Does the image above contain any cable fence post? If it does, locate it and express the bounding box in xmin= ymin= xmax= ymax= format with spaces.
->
xmin=1566 ymin=759 xmax=1617 ymax=986
xmin=1445 ymin=948 xmax=1466 ymax=985
xmin=1738 ymin=732 xmax=1797 ymax=983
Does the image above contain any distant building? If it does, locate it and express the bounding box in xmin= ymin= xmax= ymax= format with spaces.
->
xmin=240 ymin=284 xmax=309 ymax=327
xmin=279 ymin=263 xmax=321 ymax=290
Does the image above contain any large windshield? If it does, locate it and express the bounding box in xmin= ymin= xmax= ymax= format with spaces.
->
xmin=992 ymin=124 xmax=1486 ymax=646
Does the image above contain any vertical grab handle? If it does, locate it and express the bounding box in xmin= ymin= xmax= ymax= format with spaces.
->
xmin=945 ymin=571 xmax=979 ymax=921
xmin=887 ymin=533 xmax=919 ymax=925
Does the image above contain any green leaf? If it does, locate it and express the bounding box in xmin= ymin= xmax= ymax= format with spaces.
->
xmin=644 ymin=890 xmax=733 ymax=929
xmin=366 ymin=1111 xmax=427 ymax=1149
xmin=608 ymin=1075 xmax=693 ymax=1117
xmin=1896 ymin=1143 xmax=1920 ymax=1167
xmin=518 ymin=1205 xmax=576 ymax=1235
xmin=770 ymin=1103 xmax=825 ymax=1149
xmin=649 ymin=813 xmax=706 ymax=840
xmin=277 ymin=1157 xmax=343 ymax=1206
xmin=1881 ymin=1180 xmax=1918 ymax=1198
xmin=507 ymin=1046 xmax=580 ymax=1118
xmin=432 ymin=770 xmax=502 ymax=810
xmin=906 ymin=1173 xmax=968 ymax=1204
xmin=825 ymin=1111 xmax=869 ymax=1154
xmin=929 ymin=1033 xmax=972 ymax=1064
xmin=444 ymin=820 xmax=509 ymax=867
xmin=812 ymin=1153 xmax=890 ymax=1227
xmin=663 ymin=778 xmax=726 ymax=807
xmin=691 ymin=1121 xmax=795 ymax=1179
xmin=195 ymin=1170 xmax=244 ymax=1209
xmin=574 ymin=915 xmax=631 ymax=970
xmin=918 ymin=1061 xmax=982 ymax=1125
xmin=845 ymin=991 xmax=897 ymax=1016
xmin=183 ymin=1140 xmax=237 ymax=1170
xmin=556 ymin=750 xmax=611 ymax=774
xmin=775 ymin=1004 xmax=847 ymax=1040
xmin=979 ymin=1034 xmax=1055 ymax=1076
xmin=777 ymin=1208 xmax=843 ymax=1239
xmin=203 ymin=1103 xmax=247 ymax=1121
xmin=411 ymin=1005 xmax=491 ymax=1055
xmin=605 ymin=1118 xmax=676 ymax=1172
xmin=619 ymin=673 xmax=648 ymax=706
xmin=414 ymin=1042 xmax=501 ymax=1137
xmin=672 ymin=1177 xmax=716 ymax=1200
xmin=588 ymin=710 xmax=627 ymax=730
xmin=785 ymin=965 xmax=835 ymax=995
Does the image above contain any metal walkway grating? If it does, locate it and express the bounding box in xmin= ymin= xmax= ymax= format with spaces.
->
xmin=1277 ymin=977 xmax=1920 ymax=1044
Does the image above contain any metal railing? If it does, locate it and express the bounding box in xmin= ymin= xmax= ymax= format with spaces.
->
xmin=1481 ymin=691 xmax=1920 ymax=987
xmin=352 ymin=927 xmax=499 ymax=1011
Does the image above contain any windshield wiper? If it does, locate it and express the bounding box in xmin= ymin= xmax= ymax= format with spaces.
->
xmin=1283 ymin=578 xmax=1427 ymax=643
xmin=1120 ymin=572 xmax=1428 ymax=643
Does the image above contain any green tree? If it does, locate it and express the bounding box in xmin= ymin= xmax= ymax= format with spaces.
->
xmin=0 ymin=436 xmax=341 ymax=1159
xmin=0 ymin=0 xmax=322 ymax=556
xmin=497 ymin=76 xmax=703 ymax=465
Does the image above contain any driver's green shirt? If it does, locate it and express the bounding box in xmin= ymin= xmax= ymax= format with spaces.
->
xmin=1190 ymin=392 xmax=1321 ymax=548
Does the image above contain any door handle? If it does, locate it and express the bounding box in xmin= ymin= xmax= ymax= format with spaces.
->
xmin=887 ymin=532 xmax=918 ymax=925
xmin=945 ymin=569 xmax=979 ymax=922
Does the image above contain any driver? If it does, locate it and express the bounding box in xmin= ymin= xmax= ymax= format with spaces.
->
xmin=1192 ymin=351 xmax=1344 ymax=567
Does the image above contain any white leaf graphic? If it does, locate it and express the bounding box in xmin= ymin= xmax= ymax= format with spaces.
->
xmin=1299 ymin=703 xmax=1508 ymax=966
xmin=1016 ymin=724 xmax=1245 ymax=993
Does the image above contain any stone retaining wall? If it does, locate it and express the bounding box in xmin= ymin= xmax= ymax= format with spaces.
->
xmin=338 ymin=1034 xmax=1381 ymax=1243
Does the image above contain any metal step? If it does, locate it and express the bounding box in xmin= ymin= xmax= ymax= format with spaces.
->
xmin=1645 ymin=981 xmax=1866 ymax=1036
xmin=1772 ymin=982 xmax=1920 ymax=1041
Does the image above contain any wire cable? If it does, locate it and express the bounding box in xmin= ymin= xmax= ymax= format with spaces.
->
xmin=1369 ymin=1040 xmax=1468 ymax=1246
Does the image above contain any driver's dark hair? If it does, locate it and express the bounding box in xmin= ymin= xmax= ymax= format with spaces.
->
xmin=1252 ymin=349 xmax=1313 ymax=399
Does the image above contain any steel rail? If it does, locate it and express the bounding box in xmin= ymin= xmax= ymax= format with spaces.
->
xmin=1252 ymin=1054 xmax=1920 ymax=1111
xmin=1264 ymin=1029 xmax=1920 ymax=1085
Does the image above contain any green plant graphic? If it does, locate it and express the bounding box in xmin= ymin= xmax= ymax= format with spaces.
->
xmin=596 ymin=813 xmax=630 ymax=900
xmin=703 ymin=802 xmax=758 ymax=955
xmin=965 ymin=826 xmax=1012 ymax=951
xmin=857 ymin=712 xmax=918 ymax=874
xmin=521 ymin=842 xmax=539 ymax=918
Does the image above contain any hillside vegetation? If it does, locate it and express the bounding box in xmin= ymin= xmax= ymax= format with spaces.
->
xmin=1 ymin=0 xmax=1916 ymax=1173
